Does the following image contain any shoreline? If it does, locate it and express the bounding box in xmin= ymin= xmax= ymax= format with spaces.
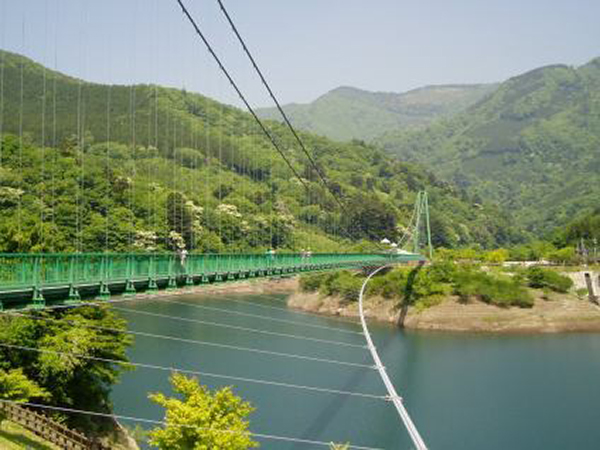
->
xmin=286 ymin=288 xmax=600 ymax=334
xmin=121 ymin=276 xmax=600 ymax=334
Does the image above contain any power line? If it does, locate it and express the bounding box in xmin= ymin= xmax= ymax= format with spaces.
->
xmin=0 ymin=343 xmax=385 ymax=401
xmin=0 ymin=399 xmax=382 ymax=450
xmin=216 ymin=0 xmax=348 ymax=214
xmin=112 ymin=305 xmax=366 ymax=349
xmin=173 ymin=0 xmax=309 ymax=192
xmin=5 ymin=312 xmax=374 ymax=369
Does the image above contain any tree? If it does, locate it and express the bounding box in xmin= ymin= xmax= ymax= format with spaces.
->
xmin=0 ymin=307 xmax=133 ymax=432
xmin=344 ymin=193 xmax=396 ymax=241
xmin=485 ymin=248 xmax=509 ymax=264
xmin=166 ymin=192 xmax=194 ymax=249
xmin=0 ymin=368 xmax=48 ymax=427
xmin=148 ymin=373 xmax=258 ymax=450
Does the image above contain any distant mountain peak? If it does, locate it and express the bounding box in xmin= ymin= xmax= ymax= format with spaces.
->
xmin=257 ymin=83 xmax=495 ymax=141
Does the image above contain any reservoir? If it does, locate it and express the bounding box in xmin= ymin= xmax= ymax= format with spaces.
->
xmin=111 ymin=291 xmax=600 ymax=449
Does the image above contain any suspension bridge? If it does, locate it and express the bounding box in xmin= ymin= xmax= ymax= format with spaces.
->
xmin=0 ymin=0 xmax=433 ymax=448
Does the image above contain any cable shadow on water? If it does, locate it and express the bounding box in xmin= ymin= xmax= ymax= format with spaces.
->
xmin=289 ymin=320 xmax=402 ymax=449
xmin=290 ymin=363 xmax=377 ymax=450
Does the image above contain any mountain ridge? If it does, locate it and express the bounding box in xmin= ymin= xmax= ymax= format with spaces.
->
xmin=377 ymin=56 xmax=600 ymax=235
xmin=0 ymin=49 xmax=519 ymax=251
xmin=257 ymin=83 xmax=497 ymax=141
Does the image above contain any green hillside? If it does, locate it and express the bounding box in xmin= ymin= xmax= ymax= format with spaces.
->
xmin=256 ymin=84 xmax=496 ymax=142
xmin=377 ymin=58 xmax=600 ymax=235
xmin=0 ymin=50 xmax=520 ymax=252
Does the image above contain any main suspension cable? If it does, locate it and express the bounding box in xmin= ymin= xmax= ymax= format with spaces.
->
xmin=173 ymin=0 xmax=309 ymax=192
xmin=216 ymin=0 xmax=347 ymax=214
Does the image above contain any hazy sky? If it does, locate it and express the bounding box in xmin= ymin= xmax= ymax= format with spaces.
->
xmin=1 ymin=0 xmax=599 ymax=107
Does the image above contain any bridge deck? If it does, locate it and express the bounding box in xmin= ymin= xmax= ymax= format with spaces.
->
xmin=0 ymin=252 xmax=424 ymax=310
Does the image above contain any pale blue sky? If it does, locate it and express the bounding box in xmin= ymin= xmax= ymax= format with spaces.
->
xmin=1 ymin=0 xmax=599 ymax=107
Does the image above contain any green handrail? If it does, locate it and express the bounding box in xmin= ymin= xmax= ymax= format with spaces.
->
xmin=0 ymin=252 xmax=424 ymax=293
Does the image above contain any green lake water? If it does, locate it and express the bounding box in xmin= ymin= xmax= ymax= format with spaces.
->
xmin=111 ymin=291 xmax=600 ymax=449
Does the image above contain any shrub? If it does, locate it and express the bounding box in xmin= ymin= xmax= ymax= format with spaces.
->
xmin=454 ymin=269 xmax=533 ymax=308
xmin=426 ymin=261 xmax=457 ymax=283
xmin=367 ymin=268 xmax=408 ymax=299
xmin=525 ymin=267 xmax=573 ymax=293
xmin=328 ymin=271 xmax=363 ymax=302
xmin=299 ymin=273 xmax=328 ymax=292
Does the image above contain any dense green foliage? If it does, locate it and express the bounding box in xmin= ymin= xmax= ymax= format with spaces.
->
xmin=525 ymin=267 xmax=574 ymax=293
xmin=453 ymin=269 xmax=533 ymax=307
xmin=0 ymin=307 xmax=132 ymax=433
xmin=257 ymin=84 xmax=496 ymax=141
xmin=301 ymin=262 xmax=557 ymax=309
xmin=377 ymin=58 xmax=600 ymax=236
xmin=0 ymin=50 xmax=518 ymax=251
xmin=0 ymin=368 xmax=49 ymax=427
xmin=148 ymin=372 xmax=257 ymax=450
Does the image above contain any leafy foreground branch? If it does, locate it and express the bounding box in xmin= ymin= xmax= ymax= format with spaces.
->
xmin=148 ymin=372 xmax=257 ymax=450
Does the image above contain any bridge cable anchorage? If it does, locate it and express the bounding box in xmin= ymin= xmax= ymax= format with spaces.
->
xmin=359 ymin=265 xmax=428 ymax=450
xmin=173 ymin=0 xmax=309 ymax=193
xmin=157 ymin=298 xmax=365 ymax=336
xmin=112 ymin=306 xmax=367 ymax=349
xmin=0 ymin=399 xmax=382 ymax=450
xmin=5 ymin=312 xmax=375 ymax=370
xmin=215 ymin=0 xmax=348 ymax=216
xmin=0 ymin=343 xmax=386 ymax=401
xmin=177 ymin=294 xmax=362 ymax=325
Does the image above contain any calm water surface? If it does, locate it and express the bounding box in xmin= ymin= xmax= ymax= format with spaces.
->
xmin=111 ymin=292 xmax=600 ymax=449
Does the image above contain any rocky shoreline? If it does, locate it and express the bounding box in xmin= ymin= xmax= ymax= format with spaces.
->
xmin=286 ymin=286 xmax=600 ymax=334
xmin=132 ymin=276 xmax=600 ymax=333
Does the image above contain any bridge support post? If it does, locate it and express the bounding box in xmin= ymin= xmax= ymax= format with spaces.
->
xmin=167 ymin=276 xmax=177 ymax=290
xmin=67 ymin=284 xmax=81 ymax=304
xmin=147 ymin=277 xmax=158 ymax=293
xmin=97 ymin=281 xmax=111 ymax=301
xmin=124 ymin=280 xmax=137 ymax=296
xmin=32 ymin=287 xmax=45 ymax=309
xmin=184 ymin=275 xmax=194 ymax=287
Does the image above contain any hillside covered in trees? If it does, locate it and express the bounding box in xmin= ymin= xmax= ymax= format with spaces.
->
xmin=256 ymin=84 xmax=496 ymax=142
xmin=0 ymin=50 xmax=520 ymax=253
xmin=377 ymin=58 xmax=600 ymax=236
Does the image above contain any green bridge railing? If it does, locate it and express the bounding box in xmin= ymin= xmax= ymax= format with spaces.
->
xmin=0 ymin=252 xmax=424 ymax=309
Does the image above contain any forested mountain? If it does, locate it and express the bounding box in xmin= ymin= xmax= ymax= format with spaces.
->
xmin=0 ymin=49 xmax=519 ymax=252
xmin=256 ymin=84 xmax=496 ymax=141
xmin=377 ymin=58 xmax=600 ymax=235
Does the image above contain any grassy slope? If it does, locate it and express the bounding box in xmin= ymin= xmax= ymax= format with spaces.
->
xmin=256 ymin=84 xmax=497 ymax=142
xmin=377 ymin=58 xmax=600 ymax=235
xmin=0 ymin=421 xmax=60 ymax=450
